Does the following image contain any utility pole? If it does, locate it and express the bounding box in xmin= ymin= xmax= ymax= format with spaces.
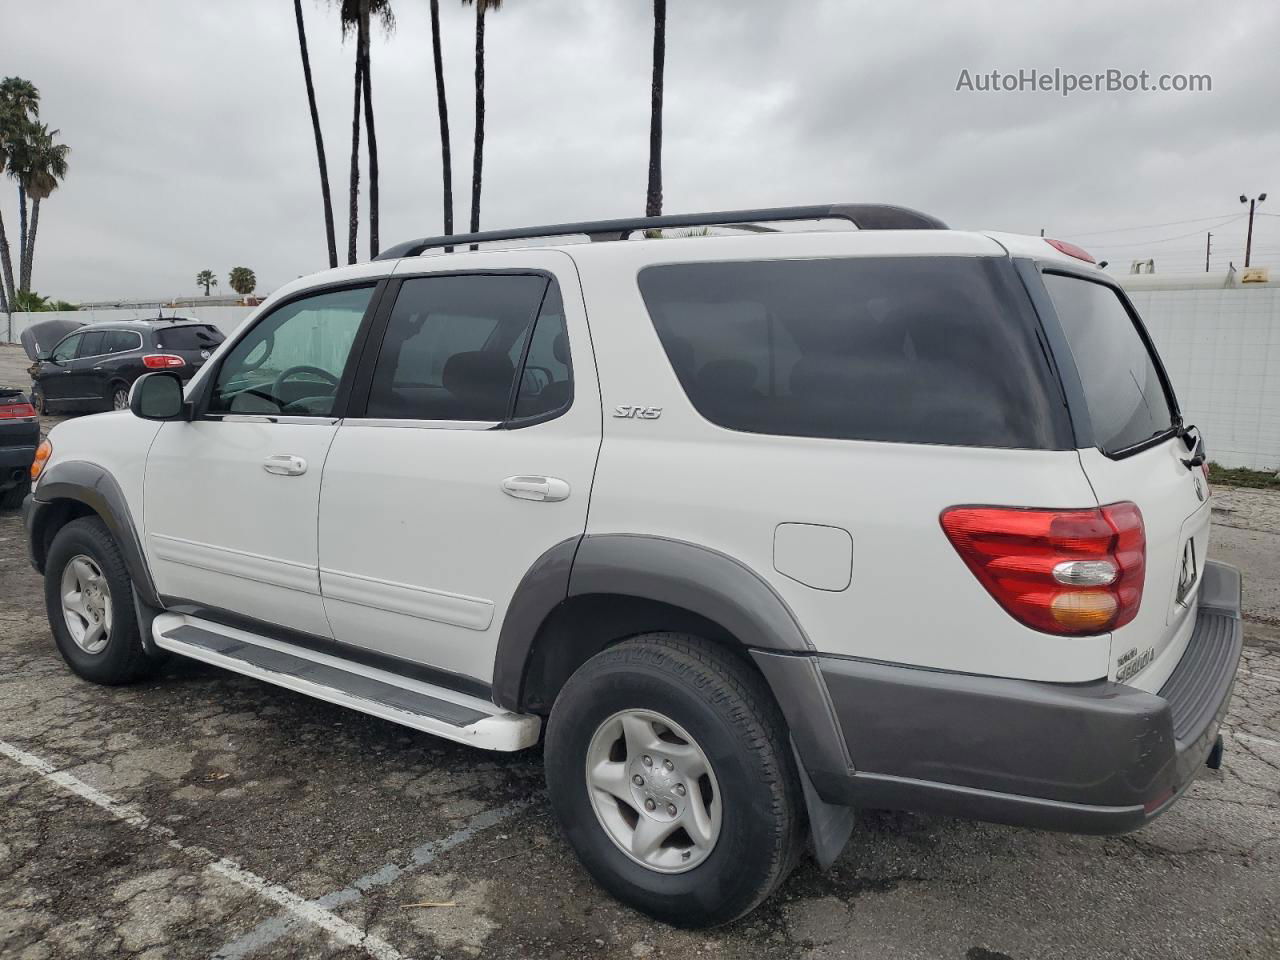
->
xmin=1205 ymin=232 xmax=1212 ymax=273
xmin=1240 ymin=192 xmax=1267 ymax=268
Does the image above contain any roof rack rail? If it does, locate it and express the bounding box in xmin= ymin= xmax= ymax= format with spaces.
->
xmin=374 ymin=203 xmax=947 ymax=260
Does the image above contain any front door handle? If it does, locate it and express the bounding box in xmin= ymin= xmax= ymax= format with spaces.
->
xmin=263 ymin=455 xmax=307 ymax=477
xmin=502 ymin=475 xmax=570 ymax=502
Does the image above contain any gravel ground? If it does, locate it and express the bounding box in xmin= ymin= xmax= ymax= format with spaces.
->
xmin=0 ymin=343 xmax=1277 ymax=960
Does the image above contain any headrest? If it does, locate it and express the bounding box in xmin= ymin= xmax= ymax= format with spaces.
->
xmin=442 ymin=351 xmax=515 ymax=411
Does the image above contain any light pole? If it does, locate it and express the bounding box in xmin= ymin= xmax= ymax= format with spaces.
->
xmin=1240 ymin=192 xmax=1267 ymax=268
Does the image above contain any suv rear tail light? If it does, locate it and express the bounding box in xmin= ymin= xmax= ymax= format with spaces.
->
xmin=940 ymin=503 xmax=1145 ymax=636
xmin=0 ymin=402 xmax=37 ymax=419
xmin=142 ymin=354 xmax=186 ymax=369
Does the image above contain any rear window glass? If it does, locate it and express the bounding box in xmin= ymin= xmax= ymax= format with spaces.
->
xmin=637 ymin=256 xmax=1064 ymax=449
xmin=154 ymin=325 xmax=224 ymax=350
xmin=1042 ymin=274 xmax=1175 ymax=454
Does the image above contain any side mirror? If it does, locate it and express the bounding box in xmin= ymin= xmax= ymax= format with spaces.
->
xmin=130 ymin=372 xmax=187 ymax=421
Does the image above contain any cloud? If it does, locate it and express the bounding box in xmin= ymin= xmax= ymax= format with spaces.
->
xmin=3 ymin=0 xmax=1278 ymax=301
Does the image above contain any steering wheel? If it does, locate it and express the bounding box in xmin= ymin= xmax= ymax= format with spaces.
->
xmin=272 ymin=365 xmax=339 ymax=398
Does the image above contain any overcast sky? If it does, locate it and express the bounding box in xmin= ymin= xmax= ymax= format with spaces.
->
xmin=4 ymin=0 xmax=1279 ymax=301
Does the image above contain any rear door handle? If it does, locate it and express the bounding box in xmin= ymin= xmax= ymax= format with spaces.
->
xmin=263 ymin=455 xmax=307 ymax=476
xmin=502 ymin=475 xmax=570 ymax=502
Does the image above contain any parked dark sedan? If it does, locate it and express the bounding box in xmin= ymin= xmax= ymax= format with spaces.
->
xmin=24 ymin=318 xmax=225 ymax=413
xmin=0 ymin=386 xmax=39 ymax=508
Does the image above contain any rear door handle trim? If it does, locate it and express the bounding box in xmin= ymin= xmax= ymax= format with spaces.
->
xmin=263 ymin=455 xmax=307 ymax=476
xmin=502 ymin=475 xmax=570 ymax=502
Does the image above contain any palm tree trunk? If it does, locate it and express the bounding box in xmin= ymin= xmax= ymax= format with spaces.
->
xmin=294 ymin=0 xmax=338 ymax=268
xmin=646 ymin=0 xmax=666 ymax=218
xmin=360 ymin=4 xmax=379 ymax=259
xmin=347 ymin=46 xmax=363 ymax=264
xmin=17 ymin=184 xmax=30 ymax=293
xmin=0 ymin=210 xmax=12 ymax=315
xmin=23 ymin=198 xmax=40 ymax=294
xmin=430 ymin=0 xmax=453 ymax=239
xmin=470 ymin=0 xmax=486 ymax=242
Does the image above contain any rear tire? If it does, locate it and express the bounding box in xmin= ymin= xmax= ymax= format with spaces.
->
xmin=545 ymin=634 xmax=803 ymax=928
xmin=44 ymin=516 xmax=162 ymax=685
xmin=0 ymin=479 xmax=31 ymax=510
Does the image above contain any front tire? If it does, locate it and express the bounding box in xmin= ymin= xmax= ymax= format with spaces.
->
xmin=545 ymin=634 xmax=803 ymax=927
xmin=30 ymin=382 xmax=47 ymax=415
xmin=44 ymin=516 xmax=160 ymax=684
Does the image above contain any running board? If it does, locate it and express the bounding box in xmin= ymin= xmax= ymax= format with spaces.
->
xmin=152 ymin=613 xmax=540 ymax=751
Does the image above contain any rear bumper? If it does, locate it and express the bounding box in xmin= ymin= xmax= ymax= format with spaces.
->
xmin=757 ymin=560 xmax=1243 ymax=835
xmin=0 ymin=439 xmax=38 ymax=484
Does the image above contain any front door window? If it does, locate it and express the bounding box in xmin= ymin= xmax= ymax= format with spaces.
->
xmin=210 ymin=286 xmax=374 ymax=417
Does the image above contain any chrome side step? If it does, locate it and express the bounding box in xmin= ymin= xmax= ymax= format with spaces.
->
xmin=152 ymin=613 xmax=540 ymax=751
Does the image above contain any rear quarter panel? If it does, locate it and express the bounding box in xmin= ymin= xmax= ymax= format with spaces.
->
xmin=573 ymin=235 xmax=1109 ymax=683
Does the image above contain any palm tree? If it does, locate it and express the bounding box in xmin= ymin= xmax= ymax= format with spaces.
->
xmin=196 ymin=270 xmax=217 ymax=296
xmin=462 ymin=0 xmax=503 ymax=241
xmin=646 ymin=0 xmax=666 ymax=217
xmin=294 ymin=0 xmax=338 ymax=268
xmin=228 ymin=267 xmax=257 ymax=295
xmin=19 ymin=124 xmax=69 ymax=294
xmin=0 ymin=77 xmax=39 ymax=312
xmin=338 ymin=0 xmax=394 ymax=262
xmin=429 ymin=0 xmax=453 ymax=238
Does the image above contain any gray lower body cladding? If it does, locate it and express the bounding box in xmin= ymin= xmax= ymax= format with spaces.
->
xmin=758 ymin=560 xmax=1243 ymax=835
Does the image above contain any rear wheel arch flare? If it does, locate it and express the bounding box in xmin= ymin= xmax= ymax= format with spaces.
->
xmin=492 ymin=533 xmax=813 ymax=714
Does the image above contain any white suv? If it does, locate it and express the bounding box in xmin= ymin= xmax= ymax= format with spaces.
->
xmin=23 ymin=204 xmax=1243 ymax=927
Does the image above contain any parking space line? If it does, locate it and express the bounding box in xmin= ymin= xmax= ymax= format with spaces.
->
xmin=213 ymin=799 xmax=531 ymax=960
xmin=0 ymin=737 xmax=409 ymax=960
xmin=1232 ymin=731 xmax=1280 ymax=750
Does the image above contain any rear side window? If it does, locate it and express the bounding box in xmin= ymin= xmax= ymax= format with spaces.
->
xmin=365 ymin=274 xmax=555 ymax=422
xmin=637 ymin=257 xmax=1065 ymax=449
xmin=102 ymin=330 xmax=142 ymax=354
xmin=155 ymin=325 xmax=224 ymax=350
xmin=1042 ymin=273 xmax=1175 ymax=454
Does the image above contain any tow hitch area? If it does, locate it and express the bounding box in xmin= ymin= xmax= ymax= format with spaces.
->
xmin=1206 ymin=733 xmax=1225 ymax=770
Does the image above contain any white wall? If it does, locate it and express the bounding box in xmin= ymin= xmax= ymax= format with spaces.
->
xmin=1124 ymin=284 xmax=1280 ymax=470
xmin=5 ymin=282 xmax=1277 ymax=470
xmin=2 ymin=305 xmax=255 ymax=344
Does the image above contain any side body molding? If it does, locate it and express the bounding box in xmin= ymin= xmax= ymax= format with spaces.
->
xmin=28 ymin=459 xmax=162 ymax=607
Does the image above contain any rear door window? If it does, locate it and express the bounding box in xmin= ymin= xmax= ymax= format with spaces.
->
xmin=77 ymin=331 xmax=106 ymax=358
xmin=637 ymin=256 xmax=1066 ymax=449
xmin=1042 ymin=273 xmax=1176 ymax=454
xmin=364 ymin=274 xmax=551 ymax=422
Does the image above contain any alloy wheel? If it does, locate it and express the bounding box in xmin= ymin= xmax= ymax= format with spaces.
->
xmin=60 ymin=554 xmax=113 ymax=654
xmin=584 ymin=708 xmax=722 ymax=874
